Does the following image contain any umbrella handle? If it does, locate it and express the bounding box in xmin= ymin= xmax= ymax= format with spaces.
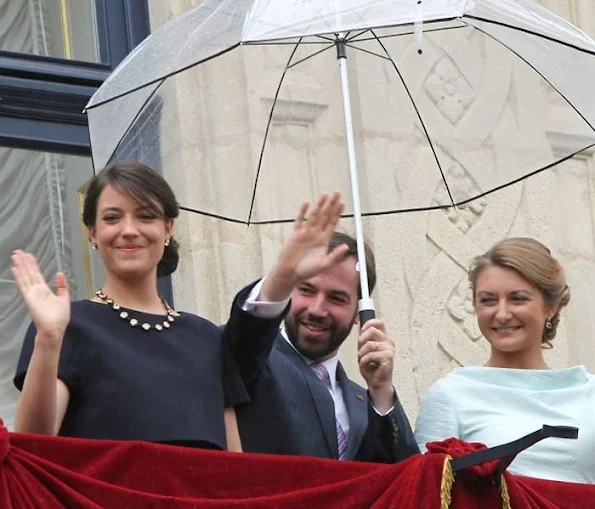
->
xmin=359 ymin=308 xmax=375 ymax=326
xmin=359 ymin=302 xmax=379 ymax=371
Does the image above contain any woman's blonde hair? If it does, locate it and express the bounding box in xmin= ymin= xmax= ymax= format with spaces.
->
xmin=468 ymin=238 xmax=570 ymax=346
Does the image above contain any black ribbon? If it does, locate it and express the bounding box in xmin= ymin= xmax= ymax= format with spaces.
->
xmin=450 ymin=425 xmax=579 ymax=482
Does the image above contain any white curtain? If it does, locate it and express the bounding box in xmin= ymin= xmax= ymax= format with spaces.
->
xmin=0 ymin=148 xmax=72 ymax=430
xmin=0 ymin=0 xmax=73 ymax=430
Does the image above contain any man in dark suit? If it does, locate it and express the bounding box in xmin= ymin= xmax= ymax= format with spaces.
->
xmin=231 ymin=192 xmax=419 ymax=462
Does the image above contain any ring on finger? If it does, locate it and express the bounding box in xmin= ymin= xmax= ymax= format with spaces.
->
xmin=373 ymin=340 xmax=379 ymax=351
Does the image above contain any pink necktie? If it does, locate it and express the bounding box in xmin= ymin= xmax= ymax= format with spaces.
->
xmin=310 ymin=363 xmax=348 ymax=460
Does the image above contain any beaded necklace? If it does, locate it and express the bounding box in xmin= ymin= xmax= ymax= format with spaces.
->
xmin=95 ymin=289 xmax=176 ymax=331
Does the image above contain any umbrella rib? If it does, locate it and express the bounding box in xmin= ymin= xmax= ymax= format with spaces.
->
xmin=98 ymin=77 xmax=166 ymax=171
xmin=245 ymin=16 xmax=466 ymax=50
xmin=182 ymin=130 xmax=590 ymax=224
xmin=247 ymin=40 xmax=303 ymax=225
xmin=370 ymin=30 xmax=456 ymax=208
xmin=248 ymin=207 xmax=463 ymax=225
xmin=345 ymin=30 xmax=370 ymax=42
xmin=88 ymin=20 xmax=464 ymax=110
xmin=464 ymin=15 xmax=595 ymax=56
xmin=349 ymin=24 xmax=466 ymax=42
xmin=240 ymin=136 xmax=587 ymax=225
xmin=243 ymin=40 xmax=330 ymax=46
xmin=337 ymin=138 xmax=591 ymax=217
xmin=287 ymin=43 xmax=335 ymax=69
xmin=87 ymin=43 xmax=242 ymax=109
xmin=316 ymin=35 xmax=336 ymax=43
xmin=450 ymin=141 xmax=595 ymax=208
xmin=345 ymin=43 xmax=391 ymax=60
xmin=179 ymin=206 xmax=251 ymax=225
xmin=464 ymin=20 xmax=595 ymax=133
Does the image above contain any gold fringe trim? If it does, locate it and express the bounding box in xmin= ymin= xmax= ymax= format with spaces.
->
xmin=499 ymin=475 xmax=512 ymax=509
xmin=440 ymin=456 xmax=455 ymax=509
xmin=439 ymin=459 xmax=511 ymax=509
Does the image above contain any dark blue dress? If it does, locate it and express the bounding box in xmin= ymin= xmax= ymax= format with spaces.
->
xmin=14 ymin=300 xmax=247 ymax=450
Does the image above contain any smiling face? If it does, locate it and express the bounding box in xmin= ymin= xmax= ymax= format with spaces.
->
xmin=475 ymin=265 xmax=557 ymax=360
xmin=89 ymin=184 xmax=173 ymax=281
xmin=285 ymin=256 xmax=359 ymax=362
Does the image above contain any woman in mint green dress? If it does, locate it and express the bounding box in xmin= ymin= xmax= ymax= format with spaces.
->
xmin=415 ymin=237 xmax=595 ymax=484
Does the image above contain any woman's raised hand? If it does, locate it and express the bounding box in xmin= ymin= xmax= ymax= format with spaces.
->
xmin=11 ymin=250 xmax=70 ymax=344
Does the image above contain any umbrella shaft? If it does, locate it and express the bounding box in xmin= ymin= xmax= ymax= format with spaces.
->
xmin=336 ymin=40 xmax=372 ymax=306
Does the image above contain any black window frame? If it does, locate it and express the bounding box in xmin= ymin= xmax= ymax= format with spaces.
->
xmin=0 ymin=0 xmax=172 ymax=302
xmin=0 ymin=0 xmax=150 ymax=155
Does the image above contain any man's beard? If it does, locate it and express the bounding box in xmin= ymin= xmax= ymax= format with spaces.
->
xmin=285 ymin=311 xmax=356 ymax=362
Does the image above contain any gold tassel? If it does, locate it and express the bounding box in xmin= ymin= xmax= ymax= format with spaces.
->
xmin=440 ymin=456 xmax=455 ymax=509
xmin=499 ymin=475 xmax=512 ymax=509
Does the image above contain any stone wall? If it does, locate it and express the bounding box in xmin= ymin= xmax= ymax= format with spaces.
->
xmin=148 ymin=0 xmax=595 ymax=419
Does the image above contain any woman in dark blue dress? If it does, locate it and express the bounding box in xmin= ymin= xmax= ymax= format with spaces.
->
xmin=12 ymin=160 xmax=246 ymax=450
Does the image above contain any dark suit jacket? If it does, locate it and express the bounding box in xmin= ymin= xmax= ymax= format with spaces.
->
xmin=228 ymin=282 xmax=419 ymax=463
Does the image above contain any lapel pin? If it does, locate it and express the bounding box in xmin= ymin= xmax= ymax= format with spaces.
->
xmin=356 ymin=394 xmax=364 ymax=401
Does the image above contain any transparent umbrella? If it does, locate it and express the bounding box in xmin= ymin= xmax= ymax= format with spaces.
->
xmin=86 ymin=0 xmax=595 ymax=323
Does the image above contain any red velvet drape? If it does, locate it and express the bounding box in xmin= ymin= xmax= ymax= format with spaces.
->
xmin=1 ymin=422 xmax=594 ymax=508
xmin=429 ymin=438 xmax=595 ymax=509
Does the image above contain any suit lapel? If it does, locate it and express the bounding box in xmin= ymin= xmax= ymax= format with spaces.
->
xmin=337 ymin=362 xmax=368 ymax=460
xmin=276 ymin=338 xmax=338 ymax=458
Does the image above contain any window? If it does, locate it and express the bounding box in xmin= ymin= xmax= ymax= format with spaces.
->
xmin=0 ymin=0 xmax=161 ymax=431
xmin=0 ymin=0 xmax=150 ymax=154
xmin=0 ymin=1 xmax=101 ymax=63
xmin=0 ymin=148 xmax=98 ymax=429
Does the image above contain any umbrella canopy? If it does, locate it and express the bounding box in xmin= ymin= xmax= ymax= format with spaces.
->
xmin=86 ymin=0 xmax=595 ymax=225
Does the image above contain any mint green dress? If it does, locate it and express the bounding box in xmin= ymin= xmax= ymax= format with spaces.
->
xmin=414 ymin=365 xmax=595 ymax=484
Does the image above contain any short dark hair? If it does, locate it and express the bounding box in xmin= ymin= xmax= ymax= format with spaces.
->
xmin=328 ymin=231 xmax=376 ymax=298
xmin=82 ymin=160 xmax=180 ymax=278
